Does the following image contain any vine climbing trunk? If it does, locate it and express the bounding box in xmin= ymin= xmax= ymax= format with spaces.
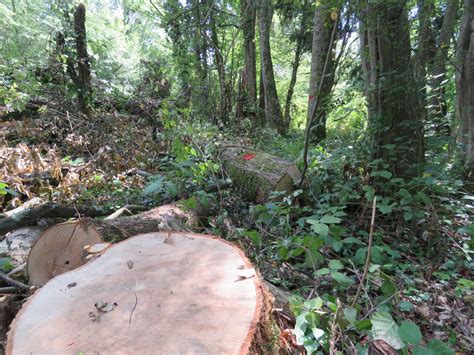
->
xmin=74 ymin=3 xmax=92 ymax=114
xmin=360 ymin=0 xmax=424 ymax=176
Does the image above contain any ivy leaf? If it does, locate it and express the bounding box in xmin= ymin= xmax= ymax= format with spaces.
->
xmin=398 ymin=321 xmax=422 ymax=345
xmin=370 ymin=312 xmax=405 ymax=350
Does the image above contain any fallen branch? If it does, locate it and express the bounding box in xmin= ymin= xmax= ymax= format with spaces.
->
xmin=0 ymin=272 xmax=29 ymax=292
xmin=351 ymin=197 xmax=376 ymax=307
xmin=0 ymin=203 xmax=111 ymax=237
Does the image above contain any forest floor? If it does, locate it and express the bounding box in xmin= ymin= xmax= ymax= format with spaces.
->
xmin=0 ymin=109 xmax=473 ymax=354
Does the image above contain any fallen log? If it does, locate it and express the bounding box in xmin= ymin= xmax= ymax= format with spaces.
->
xmin=0 ymin=202 xmax=111 ymax=237
xmin=220 ymin=145 xmax=301 ymax=203
xmin=8 ymin=232 xmax=277 ymax=354
xmin=27 ymin=202 xmax=206 ymax=286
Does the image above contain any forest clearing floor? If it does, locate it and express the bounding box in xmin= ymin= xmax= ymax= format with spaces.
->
xmin=0 ymin=109 xmax=473 ymax=354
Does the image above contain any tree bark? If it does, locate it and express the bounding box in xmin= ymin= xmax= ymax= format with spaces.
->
xmin=284 ymin=17 xmax=305 ymax=129
xmin=307 ymin=1 xmax=336 ymax=143
xmin=237 ymin=0 xmax=257 ymax=120
xmin=210 ymin=12 xmax=231 ymax=122
xmin=456 ymin=0 xmax=474 ymax=179
xmin=73 ymin=4 xmax=92 ymax=113
xmin=429 ymin=0 xmax=460 ymax=134
xmin=414 ymin=0 xmax=436 ymax=124
xmin=360 ymin=0 xmax=424 ymax=175
xmin=257 ymin=0 xmax=286 ymax=135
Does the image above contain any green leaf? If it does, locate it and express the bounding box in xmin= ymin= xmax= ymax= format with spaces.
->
xmin=329 ymin=259 xmax=344 ymax=270
xmin=343 ymin=307 xmax=357 ymax=324
xmin=426 ymin=339 xmax=454 ymax=355
xmin=341 ymin=237 xmax=365 ymax=245
xmin=307 ymin=220 xmax=329 ymax=237
xmin=398 ymin=301 xmax=413 ymax=312
xmin=306 ymin=297 xmax=323 ymax=311
xmin=315 ymin=268 xmax=330 ymax=276
xmin=378 ymin=203 xmax=394 ymax=214
xmin=371 ymin=170 xmax=392 ymax=179
xmin=320 ymin=215 xmax=342 ymax=224
xmin=381 ymin=280 xmax=397 ymax=297
xmin=243 ymin=230 xmax=261 ymax=246
xmin=399 ymin=188 xmax=412 ymax=199
xmin=398 ymin=321 xmax=422 ymax=345
xmin=370 ymin=312 xmax=405 ymax=350
xmin=412 ymin=347 xmax=435 ymax=355
xmin=331 ymin=271 xmax=354 ymax=285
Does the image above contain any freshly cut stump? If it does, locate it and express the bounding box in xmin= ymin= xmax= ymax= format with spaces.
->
xmin=27 ymin=221 xmax=102 ymax=286
xmin=9 ymin=232 xmax=272 ymax=354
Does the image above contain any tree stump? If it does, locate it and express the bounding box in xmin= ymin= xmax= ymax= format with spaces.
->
xmin=8 ymin=232 xmax=275 ymax=354
xmin=220 ymin=145 xmax=301 ymax=203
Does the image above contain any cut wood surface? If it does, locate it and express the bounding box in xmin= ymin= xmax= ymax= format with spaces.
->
xmin=27 ymin=221 xmax=102 ymax=287
xmin=26 ymin=203 xmax=207 ymax=286
xmin=220 ymin=145 xmax=301 ymax=202
xmin=9 ymin=232 xmax=274 ymax=354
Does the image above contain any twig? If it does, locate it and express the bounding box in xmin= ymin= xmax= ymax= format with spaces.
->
xmin=0 ymin=286 xmax=18 ymax=294
xmin=7 ymin=263 xmax=26 ymax=277
xmin=351 ymin=197 xmax=376 ymax=307
xmin=105 ymin=205 xmax=148 ymax=220
xmin=0 ymin=271 xmax=29 ymax=291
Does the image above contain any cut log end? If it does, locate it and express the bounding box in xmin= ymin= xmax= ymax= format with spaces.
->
xmin=27 ymin=221 xmax=102 ymax=287
xmin=9 ymin=232 xmax=276 ymax=354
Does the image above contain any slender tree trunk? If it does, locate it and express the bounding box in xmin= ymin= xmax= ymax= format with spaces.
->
xmin=257 ymin=0 xmax=285 ymax=135
xmin=258 ymin=68 xmax=265 ymax=122
xmin=456 ymin=0 xmax=474 ymax=179
xmin=210 ymin=13 xmax=231 ymax=122
xmin=430 ymin=0 xmax=460 ymax=134
xmin=360 ymin=0 xmax=424 ymax=175
xmin=284 ymin=20 xmax=304 ymax=129
xmin=414 ymin=0 xmax=436 ymax=124
xmin=237 ymin=0 xmax=257 ymax=120
xmin=74 ymin=3 xmax=92 ymax=113
xmin=307 ymin=1 xmax=336 ymax=142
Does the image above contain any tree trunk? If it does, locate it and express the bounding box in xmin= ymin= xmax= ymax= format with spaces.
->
xmin=237 ymin=0 xmax=257 ymax=120
xmin=360 ymin=0 xmax=424 ymax=175
xmin=9 ymin=232 xmax=277 ymax=354
xmin=284 ymin=21 xmax=304 ymax=129
xmin=258 ymin=69 xmax=265 ymax=122
xmin=257 ymin=0 xmax=286 ymax=135
xmin=210 ymin=13 xmax=231 ymax=123
xmin=429 ymin=0 xmax=460 ymax=134
xmin=456 ymin=0 xmax=474 ymax=179
xmin=307 ymin=1 xmax=336 ymax=143
xmin=414 ymin=0 xmax=436 ymax=124
xmin=73 ymin=4 xmax=92 ymax=113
